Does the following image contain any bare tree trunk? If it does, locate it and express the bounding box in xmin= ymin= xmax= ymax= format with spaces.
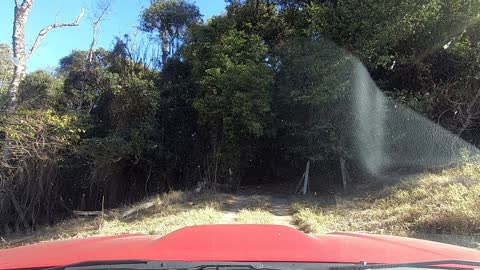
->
xmin=79 ymin=0 xmax=111 ymax=111
xmin=3 ymin=0 xmax=33 ymax=161
xmin=87 ymin=21 xmax=100 ymax=65
xmin=3 ymin=1 xmax=84 ymax=159
xmin=161 ymin=30 xmax=169 ymax=65
xmin=87 ymin=0 xmax=112 ymax=64
xmin=7 ymin=0 xmax=85 ymax=111
xmin=2 ymin=1 xmax=85 ymax=231
xmin=7 ymin=0 xmax=33 ymax=111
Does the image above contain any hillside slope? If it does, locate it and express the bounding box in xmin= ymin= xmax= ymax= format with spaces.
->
xmin=292 ymin=164 xmax=480 ymax=249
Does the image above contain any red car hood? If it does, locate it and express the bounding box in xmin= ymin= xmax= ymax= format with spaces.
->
xmin=1 ymin=225 xmax=480 ymax=270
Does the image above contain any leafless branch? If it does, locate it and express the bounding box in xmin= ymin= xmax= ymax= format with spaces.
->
xmin=87 ymin=0 xmax=112 ymax=63
xmin=14 ymin=0 xmax=32 ymax=8
xmin=73 ymin=210 xmax=106 ymax=217
xmin=28 ymin=8 xmax=85 ymax=58
xmin=458 ymin=88 xmax=480 ymax=136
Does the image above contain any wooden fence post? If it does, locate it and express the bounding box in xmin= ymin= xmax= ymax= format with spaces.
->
xmin=303 ymin=160 xmax=310 ymax=195
xmin=340 ymin=158 xmax=347 ymax=190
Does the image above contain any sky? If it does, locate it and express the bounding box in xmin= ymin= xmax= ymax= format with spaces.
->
xmin=0 ymin=0 xmax=226 ymax=72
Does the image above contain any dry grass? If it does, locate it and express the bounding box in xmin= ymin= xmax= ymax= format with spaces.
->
xmin=1 ymin=191 xmax=226 ymax=248
xmin=291 ymin=164 xmax=480 ymax=249
xmin=234 ymin=209 xmax=276 ymax=224
xmin=4 ymin=164 xmax=480 ymax=249
xmin=98 ymin=206 xmax=222 ymax=235
xmin=0 ymin=191 xmax=281 ymax=249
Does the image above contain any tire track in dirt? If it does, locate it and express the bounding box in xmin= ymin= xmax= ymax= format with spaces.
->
xmin=269 ymin=196 xmax=295 ymax=227
xmin=221 ymin=195 xmax=250 ymax=224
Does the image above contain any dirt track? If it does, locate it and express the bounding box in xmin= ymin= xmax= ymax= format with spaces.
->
xmin=221 ymin=194 xmax=294 ymax=226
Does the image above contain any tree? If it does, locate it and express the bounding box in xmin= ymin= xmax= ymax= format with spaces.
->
xmin=225 ymin=0 xmax=286 ymax=48
xmin=275 ymin=38 xmax=354 ymax=165
xmin=292 ymin=0 xmax=480 ymax=141
xmin=87 ymin=0 xmax=112 ymax=64
xmin=303 ymin=0 xmax=480 ymax=68
xmin=17 ymin=70 xmax=62 ymax=109
xmin=185 ymin=17 xmax=273 ymax=180
xmin=77 ymin=0 xmax=113 ymax=111
xmin=140 ymin=0 xmax=201 ymax=65
xmin=156 ymin=58 xmax=200 ymax=187
xmin=6 ymin=0 xmax=84 ymax=111
xmin=58 ymin=49 xmax=111 ymax=112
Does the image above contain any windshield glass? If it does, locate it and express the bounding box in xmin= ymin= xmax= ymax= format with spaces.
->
xmin=1 ymin=0 xmax=480 ymax=261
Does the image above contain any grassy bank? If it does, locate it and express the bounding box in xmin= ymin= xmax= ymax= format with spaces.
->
xmin=291 ymin=164 xmax=480 ymax=248
xmin=1 ymin=192 xmax=227 ymax=248
xmin=0 ymin=192 xmax=279 ymax=248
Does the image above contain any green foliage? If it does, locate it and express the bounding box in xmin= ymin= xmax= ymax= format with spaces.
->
xmin=275 ymin=38 xmax=354 ymax=162
xmin=157 ymin=59 xmax=199 ymax=170
xmin=62 ymin=42 xmax=162 ymax=188
xmin=225 ymin=0 xmax=287 ymax=47
xmin=110 ymin=73 xmax=158 ymax=131
xmin=305 ymin=0 xmax=480 ymax=68
xmin=0 ymin=43 xmax=13 ymax=109
xmin=18 ymin=71 xmax=63 ymax=109
xmin=141 ymin=0 xmax=201 ymax=63
xmin=0 ymin=108 xmax=84 ymax=229
xmin=300 ymin=0 xmax=480 ymax=140
xmin=141 ymin=0 xmax=201 ymax=35
xmin=185 ymin=18 xmax=273 ymax=175
xmin=59 ymin=49 xmax=112 ymax=111
xmin=0 ymin=109 xmax=83 ymax=144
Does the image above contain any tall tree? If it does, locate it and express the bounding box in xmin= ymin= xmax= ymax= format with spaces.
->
xmin=185 ymin=17 xmax=273 ymax=180
xmin=7 ymin=0 xmax=84 ymax=111
xmin=275 ymin=38 xmax=353 ymax=164
xmin=140 ymin=0 xmax=201 ymax=65
xmin=87 ymin=0 xmax=112 ymax=64
xmin=225 ymin=0 xmax=286 ymax=48
xmin=76 ymin=0 xmax=112 ymax=111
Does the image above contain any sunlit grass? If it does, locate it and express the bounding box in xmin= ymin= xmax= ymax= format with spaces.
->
xmin=291 ymin=163 xmax=480 ymax=248
xmin=1 ymin=191 xmax=225 ymax=248
xmin=234 ymin=209 xmax=276 ymax=224
xmin=98 ymin=206 xmax=222 ymax=235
